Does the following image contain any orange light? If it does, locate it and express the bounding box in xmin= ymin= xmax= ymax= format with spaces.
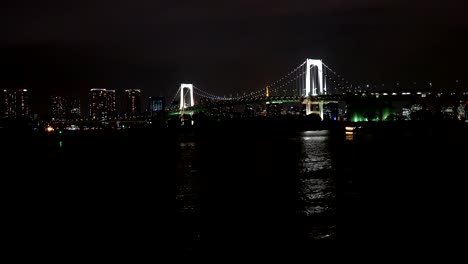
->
xmin=46 ymin=126 xmax=54 ymax=132
xmin=345 ymin=126 xmax=355 ymax=131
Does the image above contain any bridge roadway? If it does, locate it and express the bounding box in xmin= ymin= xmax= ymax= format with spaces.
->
xmin=171 ymin=89 xmax=468 ymax=115
xmin=171 ymin=94 xmax=347 ymax=115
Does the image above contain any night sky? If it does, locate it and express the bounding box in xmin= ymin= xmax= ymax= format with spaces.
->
xmin=1 ymin=0 xmax=468 ymax=114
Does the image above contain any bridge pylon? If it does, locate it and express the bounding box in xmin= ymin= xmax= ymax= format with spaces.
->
xmin=179 ymin=83 xmax=194 ymax=110
xmin=305 ymin=59 xmax=325 ymax=97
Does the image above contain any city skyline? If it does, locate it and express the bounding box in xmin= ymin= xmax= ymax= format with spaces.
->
xmin=1 ymin=87 xmax=169 ymax=118
xmin=2 ymin=2 xmax=468 ymax=256
xmin=1 ymin=0 xmax=467 ymax=113
xmin=3 ymin=78 xmax=467 ymax=118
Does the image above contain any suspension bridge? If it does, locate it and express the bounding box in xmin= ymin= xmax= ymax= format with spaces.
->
xmin=168 ymin=58 xmax=351 ymax=120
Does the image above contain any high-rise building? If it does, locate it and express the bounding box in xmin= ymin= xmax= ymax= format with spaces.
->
xmin=89 ymin=88 xmax=116 ymax=120
xmin=68 ymin=97 xmax=81 ymax=119
xmin=148 ymin=96 xmax=166 ymax=115
xmin=3 ymin=89 xmax=30 ymax=119
xmin=50 ymin=96 xmax=81 ymax=121
xmin=125 ymin=89 xmax=141 ymax=119
xmin=50 ymin=96 xmax=67 ymax=121
xmin=3 ymin=89 xmax=14 ymax=118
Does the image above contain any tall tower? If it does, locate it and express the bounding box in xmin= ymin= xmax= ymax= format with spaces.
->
xmin=89 ymin=88 xmax=116 ymax=120
xmin=50 ymin=96 xmax=81 ymax=121
xmin=305 ymin=59 xmax=325 ymax=96
xmin=68 ymin=97 xmax=81 ymax=119
xmin=50 ymin=96 xmax=67 ymax=121
xmin=124 ymin=89 xmax=141 ymax=119
xmin=179 ymin=83 xmax=194 ymax=110
xmin=3 ymin=89 xmax=30 ymax=119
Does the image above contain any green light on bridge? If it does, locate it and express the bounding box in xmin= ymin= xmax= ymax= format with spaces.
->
xmin=351 ymin=113 xmax=366 ymax=122
xmin=382 ymin=108 xmax=393 ymax=121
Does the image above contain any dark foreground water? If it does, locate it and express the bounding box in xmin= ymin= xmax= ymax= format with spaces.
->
xmin=2 ymin=121 xmax=468 ymax=259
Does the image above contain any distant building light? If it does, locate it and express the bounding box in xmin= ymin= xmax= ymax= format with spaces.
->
xmin=23 ymin=89 xmax=28 ymax=92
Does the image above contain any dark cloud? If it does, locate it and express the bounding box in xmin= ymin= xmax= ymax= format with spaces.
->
xmin=1 ymin=0 xmax=467 ymax=113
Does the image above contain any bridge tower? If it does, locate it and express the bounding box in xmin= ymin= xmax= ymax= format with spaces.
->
xmin=179 ymin=83 xmax=194 ymax=110
xmin=305 ymin=59 xmax=325 ymax=97
xmin=304 ymin=59 xmax=326 ymax=118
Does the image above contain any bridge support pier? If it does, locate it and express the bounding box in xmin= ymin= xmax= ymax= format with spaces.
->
xmin=305 ymin=100 xmax=324 ymax=120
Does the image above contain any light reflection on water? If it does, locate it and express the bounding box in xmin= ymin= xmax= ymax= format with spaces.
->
xmin=299 ymin=130 xmax=331 ymax=173
xmin=296 ymin=130 xmax=336 ymax=240
xmin=175 ymin=130 xmax=337 ymax=242
xmin=176 ymin=141 xmax=199 ymax=215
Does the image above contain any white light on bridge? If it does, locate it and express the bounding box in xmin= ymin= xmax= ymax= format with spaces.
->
xmin=306 ymin=59 xmax=324 ymax=97
xmin=179 ymin=83 xmax=194 ymax=110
